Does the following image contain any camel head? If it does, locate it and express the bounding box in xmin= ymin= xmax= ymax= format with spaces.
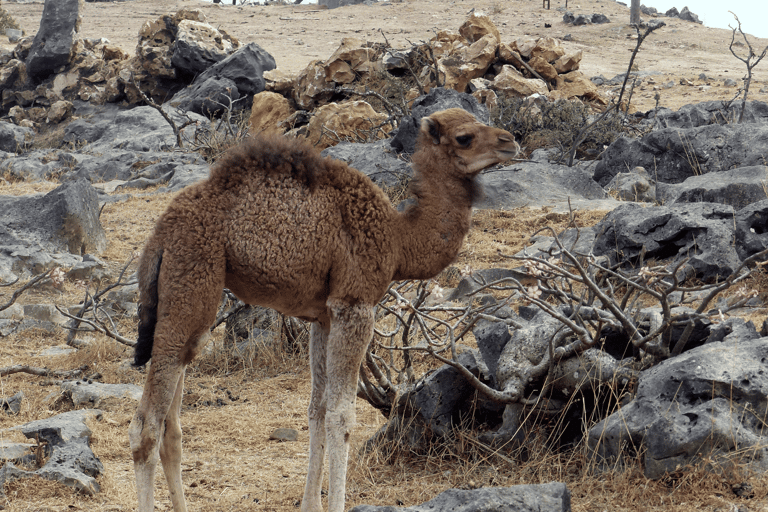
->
xmin=419 ymin=108 xmax=519 ymax=175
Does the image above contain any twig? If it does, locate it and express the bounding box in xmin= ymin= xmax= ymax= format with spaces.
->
xmin=56 ymin=306 xmax=136 ymax=347
xmin=0 ymin=270 xmax=52 ymax=312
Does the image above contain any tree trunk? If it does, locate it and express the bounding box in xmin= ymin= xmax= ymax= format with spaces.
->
xmin=630 ymin=0 xmax=641 ymax=24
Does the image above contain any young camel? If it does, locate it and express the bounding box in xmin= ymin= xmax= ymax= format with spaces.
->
xmin=129 ymin=107 xmax=519 ymax=512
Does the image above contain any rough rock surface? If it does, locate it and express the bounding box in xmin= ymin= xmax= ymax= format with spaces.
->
xmin=588 ymin=338 xmax=768 ymax=479
xmin=169 ymin=42 xmax=276 ymax=116
xmin=0 ymin=179 xmax=106 ymax=276
xmin=349 ymin=483 xmax=571 ymax=512
xmin=0 ymin=409 xmax=104 ymax=495
xmin=25 ymin=0 xmax=81 ymax=81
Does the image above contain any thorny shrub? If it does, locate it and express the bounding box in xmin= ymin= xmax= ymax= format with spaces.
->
xmin=0 ymin=5 xmax=19 ymax=32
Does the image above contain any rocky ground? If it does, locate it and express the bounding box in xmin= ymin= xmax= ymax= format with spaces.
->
xmin=2 ymin=0 xmax=767 ymax=112
xmin=1 ymin=1 xmax=768 ymax=511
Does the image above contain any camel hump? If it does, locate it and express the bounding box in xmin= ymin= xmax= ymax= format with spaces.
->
xmin=209 ymin=133 xmax=329 ymax=190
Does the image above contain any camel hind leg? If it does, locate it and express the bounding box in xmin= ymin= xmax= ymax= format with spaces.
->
xmin=302 ymin=319 xmax=330 ymax=512
xmin=130 ymin=264 xmax=223 ymax=512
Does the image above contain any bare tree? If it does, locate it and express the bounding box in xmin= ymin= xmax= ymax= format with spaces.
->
xmin=728 ymin=12 xmax=768 ymax=123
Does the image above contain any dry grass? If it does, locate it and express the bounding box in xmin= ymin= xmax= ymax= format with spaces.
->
xmin=1 ymin=176 xmax=767 ymax=511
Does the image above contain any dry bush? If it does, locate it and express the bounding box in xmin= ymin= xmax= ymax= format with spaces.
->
xmin=0 ymin=4 xmax=19 ymax=32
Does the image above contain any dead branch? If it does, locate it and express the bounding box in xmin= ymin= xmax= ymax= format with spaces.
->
xmin=0 ymin=270 xmax=52 ymax=313
xmin=0 ymin=364 xmax=86 ymax=379
xmin=56 ymin=305 xmax=136 ymax=347
xmin=728 ymin=12 xmax=768 ymax=123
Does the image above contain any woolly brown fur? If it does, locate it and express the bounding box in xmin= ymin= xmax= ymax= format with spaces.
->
xmin=130 ymin=108 xmax=519 ymax=512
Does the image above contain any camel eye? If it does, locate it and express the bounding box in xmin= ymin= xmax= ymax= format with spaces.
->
xmin=456 ymin=134 xmax=473 ymax=147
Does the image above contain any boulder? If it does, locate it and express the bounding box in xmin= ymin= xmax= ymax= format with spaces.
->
xmin=553 ymin=50 xmax=582 ymax=74
xmin=0 ymin=178 xmax=106 ymax=276
xmin=439 ymin=33 xmax=498 ymax=92
xmin=389 ymin=88 xmax=489 ymax=155
xmin=171 ymin=19 xmax=238 ymax=76
xmin=169 ymin=42 xmax=276 ymax=116
xmin=476 ymin=160 xmax=609 ymax=211
xmin=591 ymin=202 xmax=745 ymax=281
xmin=528 ymin=55 xmax=558 ymax=81
xmin=492 ymin=65 xmax=548 ymax=97
xmin=1 ymin=409 xmax=104 ymax=496
xmin=734 ymin=199 xmax=768 ymax=262
xmin=588 ymin=338 xmax=768 ymax=479
xmin=322 ymin=138 xmax=412 ymax=189
xmin=530 ymin=37 xmax=565 ymax=63
xmin=305 ymin=100 xmax=391 ymax=149
xmin=678 ymin=6 xmax=702 ymax=24
xmin=550 ymin=71 xmax=604 ymax=103
xmin=656 ymin=165 xmax=768 ymax=209
xmin=249 ymin=91 xmax=293 ymax=135
xmin=594 ymin=123 xmax=768 ymax=186
xmin=0 ymin=122 xmax=32 ymax=152
xmin=458 ymin=12 xmax=500 ymax=44
xmin=647 ymin=100 xmax=768 ymax=129
xmin=25 ymin=0 xmax=81 ymax=81
xmin=349 ymin=483 xmax=571 ymax=512
xmin=324 ymin=38 xmax=382 ymax=83
xmin=606 ymin=166 xmax=656 ymax=203
xmin=293 ymin=60 xmax=335 ymax=110
xmin=59 ymin=380 xmax=143 ymax=407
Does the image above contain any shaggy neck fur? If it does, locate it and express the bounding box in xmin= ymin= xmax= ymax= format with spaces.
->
xmin=393 ymin=138 xmax=477 ymax=281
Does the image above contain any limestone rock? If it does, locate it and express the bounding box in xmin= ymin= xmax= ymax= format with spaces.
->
xmin=171 ymin=19 xmax=238 ymax=76
xmin=47 ymin=100 xmax=74 ymax=124
xmin=492 ymin=65 xmax=548 ymax=97
xmin=530 ymin=37 xmax=565 ymax=63
xmin=553 ymin=50 xmax=582 ymax=73
xmin=305 ymin=100 xmax=391 ymax=149
xmin=26 ymin=0 xmax=82 ymax=81
xmin=324 ymin=38 xmax=381 ymax=83
xmin=528 ymin=55 xmax=558 ymax=81
xmin=550 ymin=71 xmax=604 ymax=103
xmin=293 ymin=60 xmax=334 ymax=110
xmin=263 ymin=69 xmax=296 ymax=94
xmin=458 ymin=12 xmax=500 ymax=44
xmin=249 ymin=91 xmax=293 ymax=135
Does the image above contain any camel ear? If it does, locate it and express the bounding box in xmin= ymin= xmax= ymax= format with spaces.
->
xmin=420 ymin=116 xmax=441 ymax=145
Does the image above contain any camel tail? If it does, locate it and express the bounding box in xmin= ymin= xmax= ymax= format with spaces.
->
xmin=134 ymin=246 xmax=163 ymax=367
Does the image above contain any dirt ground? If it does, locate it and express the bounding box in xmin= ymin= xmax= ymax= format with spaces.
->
xmin=1 ymin=0 xmax=768 ymax=511
xmin=3 ymin=0 xmax=768 ymax=112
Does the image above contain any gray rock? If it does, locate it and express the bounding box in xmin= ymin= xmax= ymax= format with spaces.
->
xmin=0 ymin=391 xmax=23 ymax=415
xmin=477 ymin=160 xmax=611 ymax=211
xmin=646 ymin=101 xmax=768 ymax=129
xmin=63 ymin=105 xmax=206 ymax=153
xmin=606 ymin=166 xmax=656 ymax=203
xmin=168 ymin=42 xmax=276 ymax=116
xmin=0 ymin=178 xmax=106 ymax=275
xmin=640 ymin=4 xmax=657 ymax=15
xmin=25 ymin=0 xmax=81 ymax=81
xmin=349 ymin=483 xmax=571 ymax=512
xmin=657 ymin=165 xmax=768 ymax=209
xmin=591 ymin=202 xmax=743 ymax=281
xmin=734 ymin=199 xmax=768 ymax=261
xmin=705 ymin=318 xmax=759 ymax=344
xmin=665 ymin=6 xmax=679 ymax=17
xmin=322 ymin=138 xmax=412 ymax=189
xmin=60 ymin=380 xmax=143 ymax=407
xmin=1 ymin=409 xmax=104 ymax=495
xmin=594 ymin=123 xmax=768 ymax=186
xmin=270 ymin=428 xmax=298 ymax=442
xmin=591 ymin=13 xmax=610 ymax=24
xmin=588 ymin=338 xmax=768 ymax=479
xmin=319 ymin=0 xmax=370 ymax=7
xmin=678 ymin=6 xmax=702 ymax=23
xmin=0 ymin=441 xmax=34 ymax=461
xmin=390 ymin=88 xmax=489 ymax=156
xmin=171 ymin=20 xmax=237 ymax=76
xmin=0 ymin=122 xmax=33 ymax=153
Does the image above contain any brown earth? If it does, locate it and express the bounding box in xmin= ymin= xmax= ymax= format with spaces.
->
xmin=1 ymin=1 xmax=768 ymax=512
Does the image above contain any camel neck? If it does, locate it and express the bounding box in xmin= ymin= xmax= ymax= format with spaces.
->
xmin=393 ymin=163 xmax=475 ymax=281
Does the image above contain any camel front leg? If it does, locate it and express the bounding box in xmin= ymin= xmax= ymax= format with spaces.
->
xmin=325 ymin=301 xmax=374 ymax=512
xmin=302 ymin=320 xmax=330 ymax=512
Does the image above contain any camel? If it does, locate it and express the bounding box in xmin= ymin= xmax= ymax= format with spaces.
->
xmin=129 ymin=107 xmax=519 ymax=512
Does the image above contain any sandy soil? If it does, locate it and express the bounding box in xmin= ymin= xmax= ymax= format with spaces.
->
xmin=3 ymin=0 xmax=768 ymax=111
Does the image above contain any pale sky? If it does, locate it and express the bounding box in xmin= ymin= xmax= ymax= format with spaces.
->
xmin=640 ymin=1 xmax=768 ymax=39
